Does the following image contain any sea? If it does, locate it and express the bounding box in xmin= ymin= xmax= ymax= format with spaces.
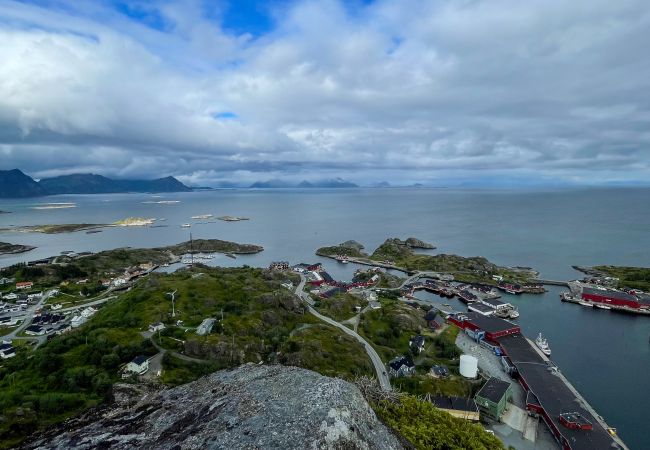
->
xmin=1 ymin=187 xmax=649 ymax=449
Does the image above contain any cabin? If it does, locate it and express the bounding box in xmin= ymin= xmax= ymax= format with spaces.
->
xmin=125 ymin=355 xmax=149 ymax=375
xmin=15 ymin=281 xmax=33 ymax=290
xmin=475 ymin=377 xmax=513 ymax=420
xmin=388 ymin=356 xmax=415 ymax=378
xmin=269 ymin=261 xmax=290 ymax=271
xmin=431 ymin=396 xmax=480 ymax=422
xmin=409 ymin=335 xmax=425 ymax=354
xmin=429 ymin=364 xmax=450 ymax=379
xmin=149 ymin=322 xmax=165 ymax=333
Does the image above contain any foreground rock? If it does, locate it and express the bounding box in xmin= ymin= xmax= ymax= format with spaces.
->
xmin=23 ymin=364 xmax=403 ymax=450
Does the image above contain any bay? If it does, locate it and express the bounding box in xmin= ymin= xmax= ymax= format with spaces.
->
xmin=1 ymin=187 xmax=649 ymax=449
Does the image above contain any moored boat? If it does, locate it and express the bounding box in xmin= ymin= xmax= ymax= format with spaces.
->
xmin=535 ymin=333 xmax=551 ymax=356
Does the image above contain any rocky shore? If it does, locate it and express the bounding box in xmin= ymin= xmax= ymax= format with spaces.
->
xmin=0 ymin=242 xmax=36 ymax=255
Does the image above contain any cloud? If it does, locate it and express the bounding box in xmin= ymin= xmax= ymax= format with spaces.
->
xmin=0 ymin=0 xmax=649 ymax=186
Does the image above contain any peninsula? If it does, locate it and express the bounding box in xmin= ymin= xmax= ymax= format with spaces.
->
xmin=0 ymin=242 xmax=36 ymax=255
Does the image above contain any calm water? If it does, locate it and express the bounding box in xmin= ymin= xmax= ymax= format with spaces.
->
xmin=1 ymin=188 xmax=649 ymax=448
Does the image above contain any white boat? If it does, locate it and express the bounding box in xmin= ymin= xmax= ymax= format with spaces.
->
xmin=535 ymin=333 xmax=551 ymax=356
xmin=596 ymin=304 xmax=612 ymax=310
xmin=181 ymin=223 xmax=191 ymax=228
xmin=578 ymin=301 xmax=594 ymax=307
xmin=191 ymin=214 xmax=213 ymax=219
xmin=508 ymin=309 xmax=520 ymax=319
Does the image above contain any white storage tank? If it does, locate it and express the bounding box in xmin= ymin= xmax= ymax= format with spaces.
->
xmin=459 ymin=354 xmax=478 ymax=378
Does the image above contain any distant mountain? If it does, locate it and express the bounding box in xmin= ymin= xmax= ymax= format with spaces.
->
xmin=0 ymin=169 xmax=47 ymax=198
xmin=0 ymin=170 xmax=191 ymax=198
xmin=372 ymin=181 xmax=391 ymax=188
xmin=298 ymin=178 xmax=358 ymax=188
xmin=250 ymin=178 xmax=358 ymax=189
xmin=38 ymin=174 xmax=191 ymax=195
xmin=249 ymin=179 xmax=294 ymax=189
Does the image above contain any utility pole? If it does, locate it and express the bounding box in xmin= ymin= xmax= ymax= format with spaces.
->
xmin=166 ymin=290 xmax=177 ymax=318
xmin=190 ymin=232 xmax=194 ymax=266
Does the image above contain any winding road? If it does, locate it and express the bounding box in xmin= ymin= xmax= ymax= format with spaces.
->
xmin=295 ymin=275 xmax=391 ymax=391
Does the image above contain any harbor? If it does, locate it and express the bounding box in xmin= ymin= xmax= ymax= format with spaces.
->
xmin=446 ymin=311 xmax=628 ymax=450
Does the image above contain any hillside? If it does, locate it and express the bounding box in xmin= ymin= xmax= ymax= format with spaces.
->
xmin=38 ymin=173 xmax=191 ymax=194
xmin=0 ymin=169 xmax=46 ymax=198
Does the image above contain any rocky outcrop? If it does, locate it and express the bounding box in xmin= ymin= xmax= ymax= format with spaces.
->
xmin=23 ymin=364 xmax=404 ymax=450
xmin=404 ymin=237 xmax=435 ymax=249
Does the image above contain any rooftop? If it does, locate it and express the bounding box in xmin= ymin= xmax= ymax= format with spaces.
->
xmin=475 ymin=377 xmax=511 ymax=404
xmin=498 ymin=334 xmax=621 ymax=450
xmin=132 ymin=355 xmax=148 ymax=365
xmin=461 ymin=312 xmax=519 ymax=334
xmin=431 ymin=395 xmax=478 ymax=413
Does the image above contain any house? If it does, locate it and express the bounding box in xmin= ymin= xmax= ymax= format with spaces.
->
xmin=0 ymin=343 xmax=16 ymax=359
xmin=269 ymin=261 xmax=290 ymax=271
xmin=149 ymin=322 xmax=165 ymax=333
xmin=3 ymin=293 xmax=17 ymax=300
xmin=429 ymin=364 xmax=450 ymax=379
xmin=71 ymin=315 xmax=87 ymax=328
xmin=55 ymin=323 xmax=72 ymax=335
xmin=475 ymin=377 xmax=513 ymax=420
xmin=0 ymin=277 xmax=15 ymax=285
xmin=125 ymin=355 xmax=149 ymax=375
xmin=431 ymin=396 xmax=480 ymax=422
xmin=76 ymin=279 xmax=88 ymax=285
xmin=196 ymin=318 xmax=216 ymax=335
xmin=368 ymin=300 xmax=381 ymax=310
xmin=101 ymin=279 xmax=112 ymax=287
xmin=27 ymin=292 xmax=42 ymax=301
xmin=409 ymin=335 xmax=425 ymax=354
xmin=16 ymin=281 xmax=33 ymax=290
xmin=25 ymin=325 xmax=45 ymax=336
xmin=387 ymin=356 xmax=415 ymax=378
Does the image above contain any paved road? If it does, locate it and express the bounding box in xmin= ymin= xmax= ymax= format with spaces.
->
xmin=1 ymin=289 xmax=55 ymax=340
xmin=142 ymin=331 xmax=212 ymax=365
xmin=295 ymin=276 xmax=391 ymax=391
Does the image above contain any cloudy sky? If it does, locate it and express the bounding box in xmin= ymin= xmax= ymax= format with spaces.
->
xmin=1 ymin=0 xmax=649 ymax=187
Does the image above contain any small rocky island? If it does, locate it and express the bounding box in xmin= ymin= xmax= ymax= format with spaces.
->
xmin=0 ymin=241 xmax=36 ymax=255
xmin=217 ymin=215 xmax=250 ymax=222
xmin=0 ymin=224 xmax=106 ymax=234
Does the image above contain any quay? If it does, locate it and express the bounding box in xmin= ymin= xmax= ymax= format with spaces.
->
xmin=445 ymin=312 xmax=627 ymax=450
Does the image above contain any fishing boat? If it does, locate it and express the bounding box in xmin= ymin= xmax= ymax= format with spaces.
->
xmin=181 ymin=223 xmax=191 ymax=228
xmin=535 ymin=333 xmax=551 ymax=356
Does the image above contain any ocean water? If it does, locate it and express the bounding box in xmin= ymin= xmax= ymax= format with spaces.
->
xmin=1 ymin=187 xmax=649 ymax=448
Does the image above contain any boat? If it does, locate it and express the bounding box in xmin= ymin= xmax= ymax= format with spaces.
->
xmin=181 ymin=223 xmax=191 ymax=228
xmin=595 ymin=304 xmax=611 ymax=310
xmin=508 ymin=309 xmax=520 ymax=319
xmin=86 ymin=229 xmax=102 ymax=234
xmin=225 ymin=253 xmax=236 ymax=259
xmin=579 ymin=301 xmax=594 ymax=307
xmin=535 ymin=333 xmax=551 ymax=356
xmin=191 ymin=214 xmax=213 ymax=219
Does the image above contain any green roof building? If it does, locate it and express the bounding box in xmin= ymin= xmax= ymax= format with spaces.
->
xmin=475 ymin=377 xmax=513 ymax=421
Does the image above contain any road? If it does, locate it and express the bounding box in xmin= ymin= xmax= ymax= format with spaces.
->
xmin=1 ymin=289 xmax=55 ymax=340
xmin=295 ymin=276 xmax=391 ymax=391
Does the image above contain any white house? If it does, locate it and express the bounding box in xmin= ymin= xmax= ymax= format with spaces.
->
xmin=149 ymin=322 xmax=165 ymax=333
xmin=3 ymin=293 xmax=17 ymax=300
xmin=0 ymin=343 xmax=16 ymax=359
xmin=125 ymin=355 xmax=149 ymax=375
xmin=71 ymin=315 xmax=87 ymax=328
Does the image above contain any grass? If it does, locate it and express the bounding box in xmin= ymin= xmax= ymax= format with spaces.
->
xmin=314 ymin=293 xmax=363 ymax=321
xmin=373 ymin=394 xmax=504 ymax=449
xmin=593 ymin=265 xmax=650 ymax=291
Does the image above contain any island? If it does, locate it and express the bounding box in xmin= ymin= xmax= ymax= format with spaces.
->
xmin=0 ymin=224 xmax=106 ymax=234
xmin=217 ymin=215 xmax=250 ymax=222
xmin=317 ymin=237 xmax=536 ymax=284
xmin=574 ymin=265 xmax=650 ymax=291
xmin=0 ymin=210 xmax=9 ymax=214
xmin=0 ymin=242 xmax=36 ymax=255
xmin=114 ymin=217 xmax=155 ymax=227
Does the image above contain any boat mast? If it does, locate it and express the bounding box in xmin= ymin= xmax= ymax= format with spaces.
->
xmin=190 ymin=232 xmax=193 ymax=266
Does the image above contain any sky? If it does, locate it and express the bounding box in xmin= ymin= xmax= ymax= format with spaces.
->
xmin=0 ymin=0 xmax=649 ymax=187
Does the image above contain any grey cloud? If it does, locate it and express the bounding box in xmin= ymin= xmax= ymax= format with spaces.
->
xmin=0 ymin=0 xmax=649 ymax=186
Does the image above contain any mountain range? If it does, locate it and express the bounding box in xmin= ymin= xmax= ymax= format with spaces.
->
xmin=249 ymin=178 xmax=358 ymax=188
xmin=0 ymin=169 xmax=191 ymax=198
